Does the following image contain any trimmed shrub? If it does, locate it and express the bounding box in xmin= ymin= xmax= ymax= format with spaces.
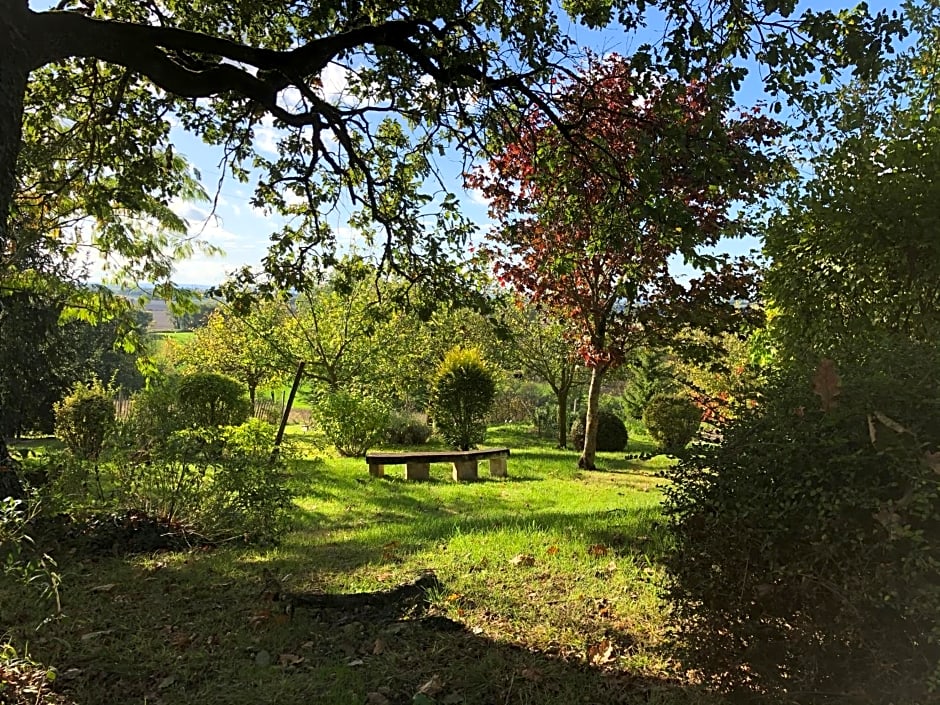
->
xmin=663 ymin=340 xmax=940 ymax=702
xmin=569 ymin=410 xmax=629 ymax=452
xmin=173 ymin=373 xmax=250 ymax=429
xmin=642 ymin=394 xmax=701 ymax=455
xmin=124 ymin=373 xmax=250 ymax=449
xmin=428 ymin=347 xmax=496 ymax=450
xmin=385 ymin=410 xmax=431 ymax=446
xmin=53 ymin=379 xmax=115 ymax=461
xmin=312 ymin=390 xmax=389 ymax=457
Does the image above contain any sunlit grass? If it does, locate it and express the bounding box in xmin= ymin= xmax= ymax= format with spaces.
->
xmin=1 ymin=424 xmax=731 ymax=705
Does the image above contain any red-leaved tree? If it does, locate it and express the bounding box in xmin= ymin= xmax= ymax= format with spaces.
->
xmin=468 ymin=55 xmax=784 ymax=468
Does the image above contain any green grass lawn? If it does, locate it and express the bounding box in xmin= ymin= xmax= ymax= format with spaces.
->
xmin=1 ymin=426 xmax=729 ymax=705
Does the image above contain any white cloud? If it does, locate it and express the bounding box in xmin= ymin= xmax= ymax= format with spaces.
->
xmin=255 ymin=115 xmax=280 ymax=155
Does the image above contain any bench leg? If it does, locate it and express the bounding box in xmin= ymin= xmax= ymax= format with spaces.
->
xmin=369 ymin=463 xmax=385 ymax=478
xmin=489 ymin=456 xmax=508 ymax=478
xmin=452 ymin=459 xmax=478 ymax=481
xmin=405 ymin=462 xmax=430 ymax=480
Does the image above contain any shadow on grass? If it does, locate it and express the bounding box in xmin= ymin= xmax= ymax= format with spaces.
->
xmin=2 ymin=553 xmax=733 ymax=705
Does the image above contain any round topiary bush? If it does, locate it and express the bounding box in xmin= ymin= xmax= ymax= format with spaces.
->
xmin=54 ymin=379 xmax=115 ymax=461
xmin=428 ymin=347 xmax=496 ymax=450
xmin=642 ymin=394 xmax=701 ymax=455
xmin=174 ymin=372 xmax=251 ymax=429
xmin=569 ymin=410 xmax=629 ymax=452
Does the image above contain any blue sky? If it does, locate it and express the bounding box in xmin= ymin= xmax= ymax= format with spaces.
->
xmin=29 ymin=0 xmax=904 ymax=286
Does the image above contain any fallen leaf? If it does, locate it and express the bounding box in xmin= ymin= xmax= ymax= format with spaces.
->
xmin=588 ymin=544 xmax=608 ymax=557
xmin=366 ymin=693 xmax=390 ymax=705
xmin=347 ymin=658 xmax=365 ymax=667
xmin=372 ymin=639 xmax=386 ymax=655
xmin=278 ymin=652 xmax=304 ymax=666
xmin=510 ymin=554 xmax=535 ymax=567
xmin=471 ymin=626 xmax=484 ymax=635
xmin=170 ymin=632 xmax=194 ymax=649
xmin=248 ymin=610 xmax=271 ymax=628
xmin=90 ymin=584 xmax=116 ymax=593
xmin=587 ymin=639 xmax=615 ymax=665
xmin=441 ymin=693 xmax=464 ymax=704
xmin=925 ymin=451 xmax=940 ymax=474
xmin=446 ymin=593 xmax=462 ymax=602
xmin=545 ymin=545 xmax=559 ymax=556
xmin=254 ymin=650 xmax=272 ymax=667
xmin=605 ymin=560 xmax=617 ymax=573
xmin=301 ymin=640 xmax=315 ymax=650
xmin=157 ymin=675 xmax=176 ymax=689
xmin=520 ymin=667 xmax=543 ymax=682
xmin=418 ymin=674 xmax=444 ymax=696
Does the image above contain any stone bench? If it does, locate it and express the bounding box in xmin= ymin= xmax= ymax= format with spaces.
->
xmin=365 ymin=448 xmax=510 ymax=482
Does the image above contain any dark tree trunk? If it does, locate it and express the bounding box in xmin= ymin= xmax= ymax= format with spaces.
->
xmin=0 ymin=3 xmax=30 ymax=251
xmin=0 ymin=437 xmax=25 ymax=501
xmin=556 ymin=386 xmax=569 ymax=449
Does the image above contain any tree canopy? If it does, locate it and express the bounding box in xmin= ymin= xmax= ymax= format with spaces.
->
xmin=470 ymin=54 xmax=781 ymax=467
xmin=0 ymin=0 xmax=907 ymax=299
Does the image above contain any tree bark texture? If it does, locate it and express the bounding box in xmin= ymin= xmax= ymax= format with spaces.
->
xmin=556 ymin=387 xmax=569 ymax=449
xmin=0 ymin=3 xmax=31 ymax=251
xmin=578 ymin=366 xmax=606 ymax=470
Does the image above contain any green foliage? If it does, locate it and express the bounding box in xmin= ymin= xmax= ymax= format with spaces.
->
xmin=764 ymin=25 xmax=940 ymax=360
xmin=312 ymin=390 xmax=390 ymax=457
xmin=53 ymin=379 xmax=115 ymax=461
xmin=175 ymin=302 xmax=291 ymax=403
xmin=122 ymin=373 xmax=250 ymax=452
xmin=123 ymin=381 xmax=181 ymax=450
xmin=622 ymin=348 xmax=677 ymax=419
xmin=384 ymin=410 xmax=431 ymax=446
xmin=173 ymin=373 xmax=251 ymax=429
xmin=642 ymin=395 xmax=701 ymax=455
xmin=569 ymin=410 xmax=628 ymax=452
xmin=663 ymin=339 xmax=940 ymax=700
xmin=0 ymin=497 xmax=61 ymax=613
xmin=429 ymin=347 xmax=497 ymax=451
xmin=115 ymin=421 xmax=292 ymax=542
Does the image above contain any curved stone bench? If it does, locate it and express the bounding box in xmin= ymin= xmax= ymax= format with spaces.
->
xmin=365 ymin=447 xmax=510 ymax=481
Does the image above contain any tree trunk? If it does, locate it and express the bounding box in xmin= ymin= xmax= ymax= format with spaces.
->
xmin=556 ymin=386 xmax=569 ymax=449
xmin=0 ymin=437 xmax=25 ymax=501
xmin=578 ymin=366 xmax=606 ymax=470
xmin=0 ymin=4 xmax=30 ymax=251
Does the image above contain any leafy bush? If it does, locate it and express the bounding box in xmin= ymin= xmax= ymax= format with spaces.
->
xmin=53 ymin=379 xmax=115 ymax=461
xmin=123 ymin=373 xmax=250 ymax=449
xmin=312 ymin=390 xmax=390 ymax=457
xmin=114 ymin=420 xmax=292 ymax=542
xmin=428 ymin=347 xmax=496 ymax=450
xmin=663 ymin=341 xmax=940 ymax=702
xmin=385 ymin=410 xmax=431 ymax=446
xmin=0 ymin=497 xmax=61 ymax=612
xmin=642 ymin=394 xmax=701 ymax=455
xmin=173 ymin=372 xmax=250 ymax=429
xmin=569 ymin=409 xmax=628 ymax=452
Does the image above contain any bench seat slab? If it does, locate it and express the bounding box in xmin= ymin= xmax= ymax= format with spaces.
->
xmin=405 ymin=462 xmax=430 ymax=481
